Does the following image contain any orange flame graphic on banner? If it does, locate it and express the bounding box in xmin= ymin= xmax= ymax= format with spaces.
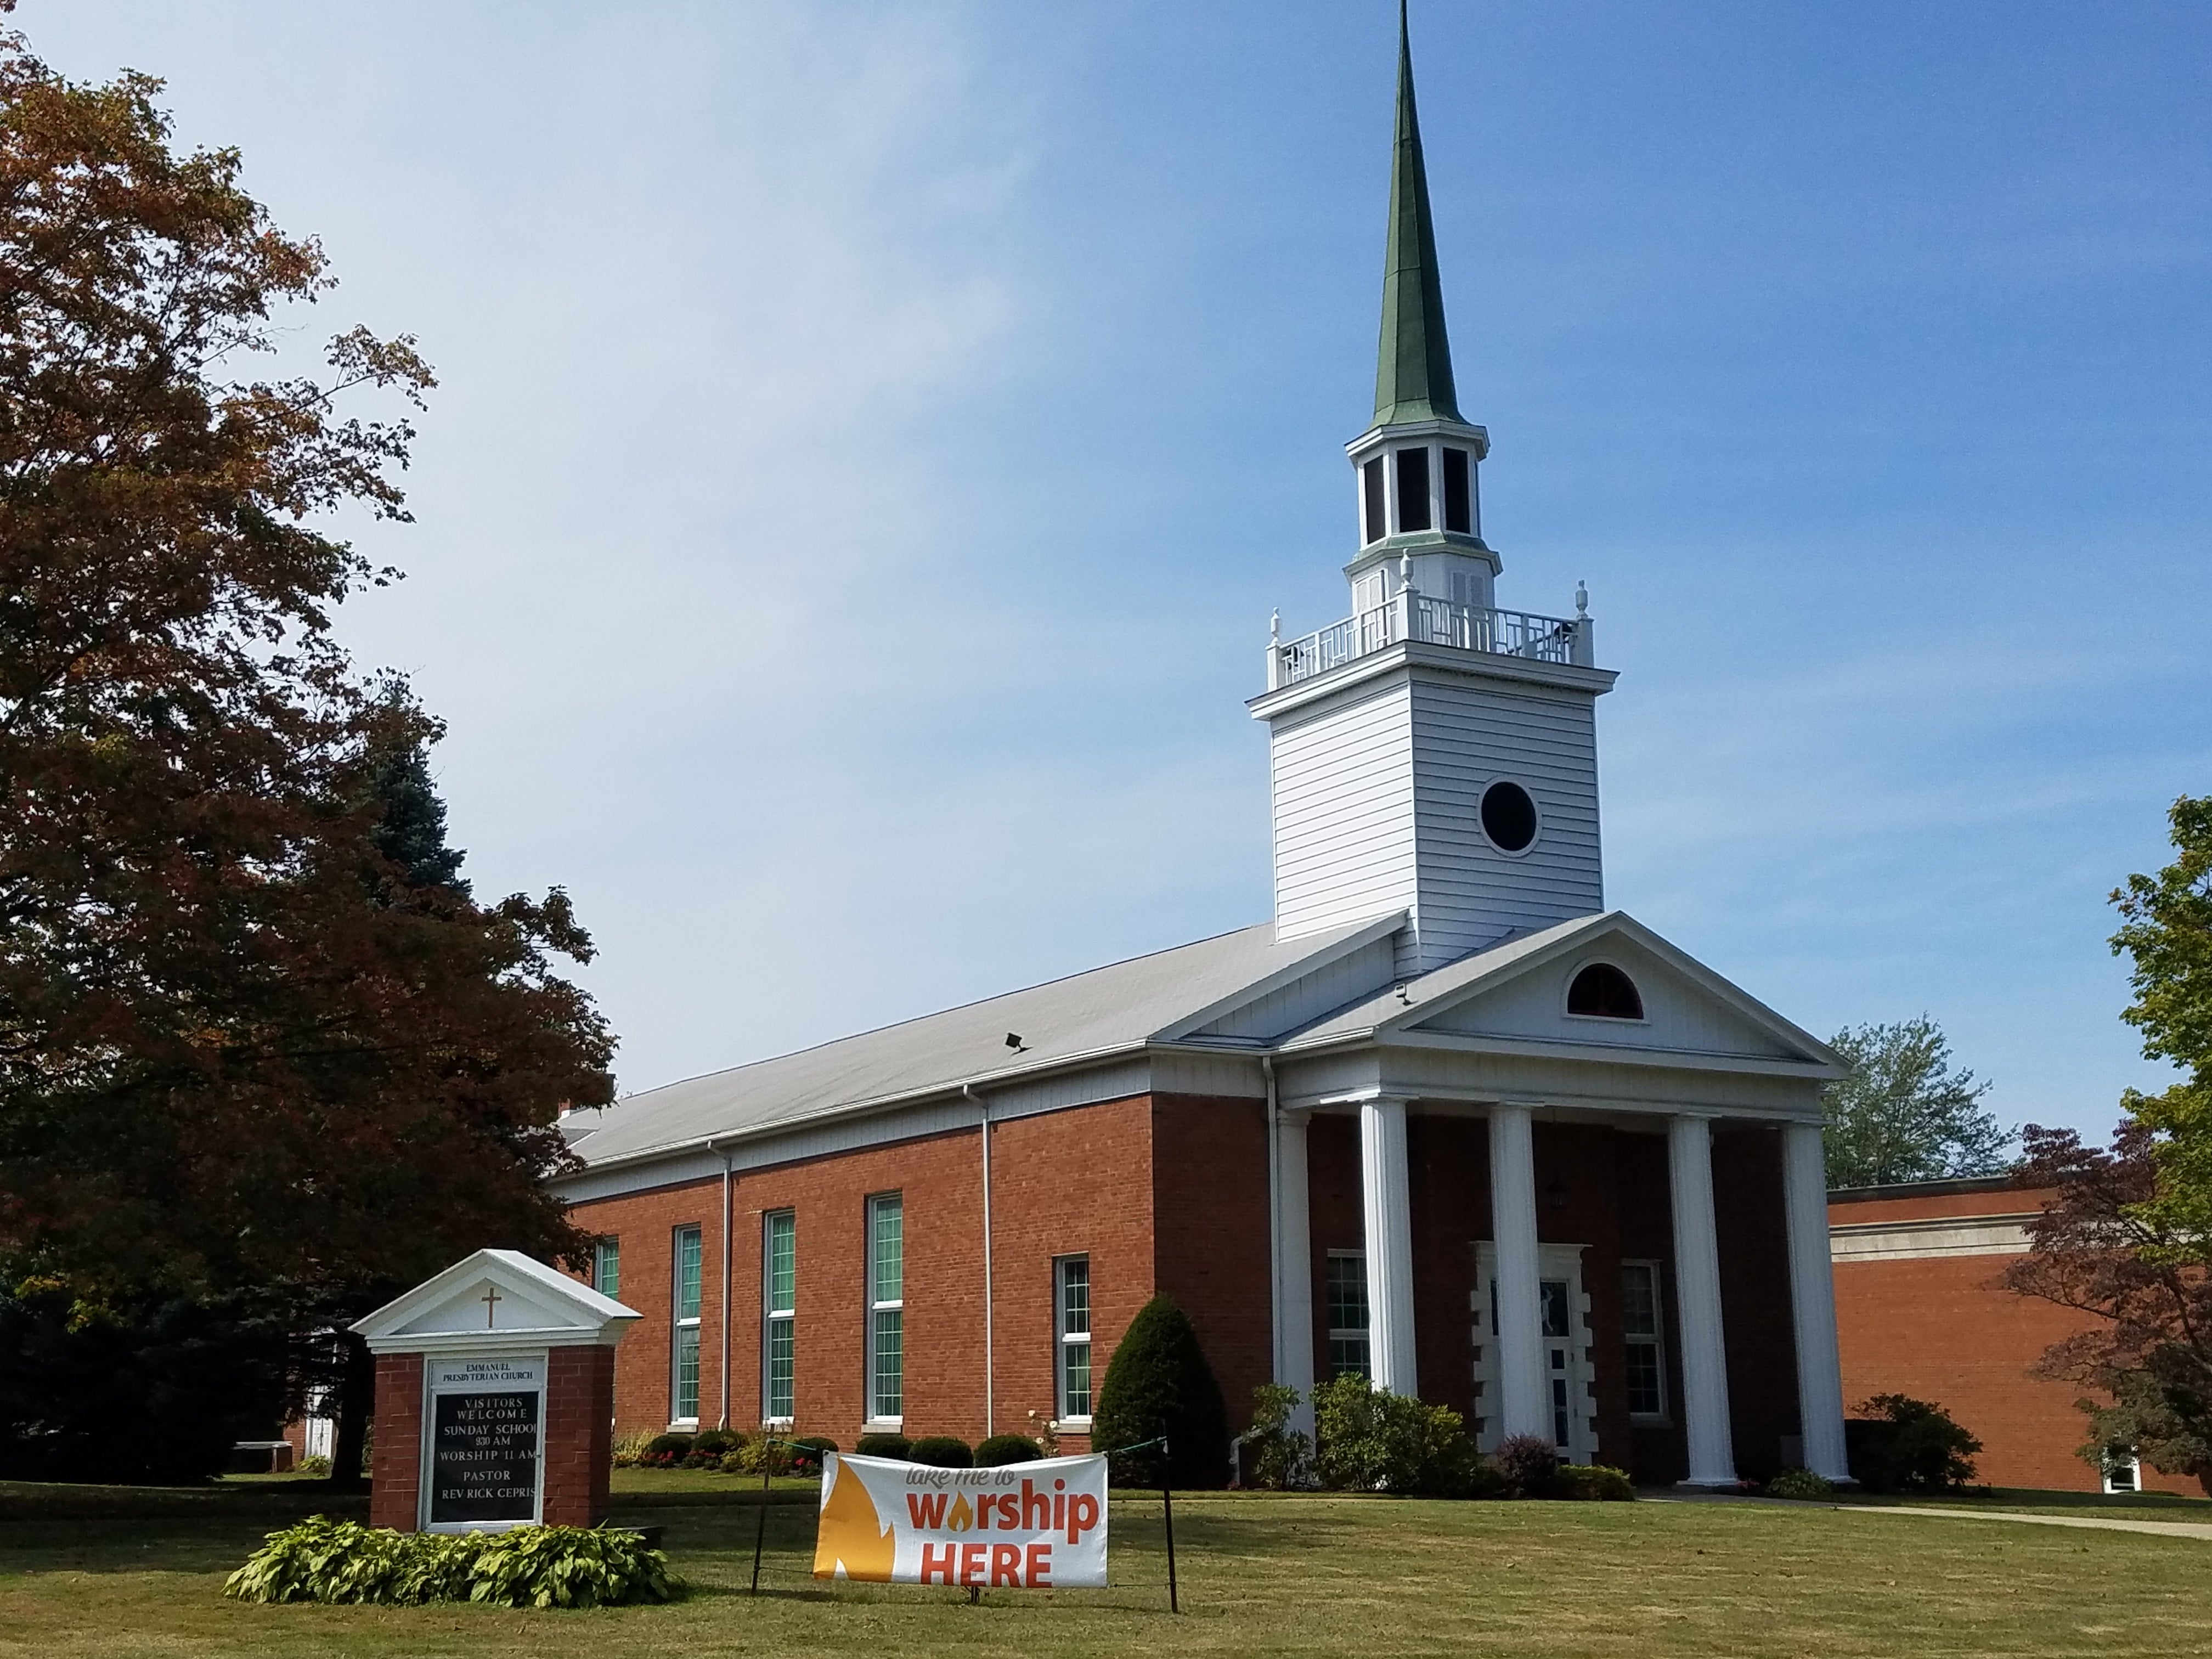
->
xmin=811 ymin=1458 xmax=895 ymax=1581
xmin=946 ymin=1492 xmax=974 ymax=1533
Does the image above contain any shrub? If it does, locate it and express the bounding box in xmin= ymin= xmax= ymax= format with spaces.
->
xmin=610 ymin=1430 xmax=657 ymax=1470
xmin=975 ymin=1434 xmax=1045 ymax=1467
xmin=467 ymin=1525 xmax=678 ymax=1608
xmin=1242 ymin=1384 xmax=1312 ymax=1491
xmin=1555 ymin=1463 xmax=1634 ymax=1502
xmin=854 ymin=1432 xmax=912 ymax=1460
xmin=1464 ymin=1455 xmax=1508 ymax=1499
xmin=636 ymin=1432 xmax=692 ymax=1469
xmin=731 ymin=1437 xmax=791 ymax=1476
xmin=296 ymin=1454 xmax=332 ymax=1479
xmin=1765 ymin=1466 xmax=1836 ymax=1500
xmin=1847 ymin=1395 xmax=1981 ymax=1493
xmin=907 ymin=1436 xmax=973 ymax=1469
xmin=222 ymin=1517 xmax=677 ymax=1608
xmin=1492 ymin=1433 xmax=1560 ymax=1499
xmin=690 ymin=1429 xmax=742 ymax=1459
xmin=1092 ymin=1295 xmax=1231 ymax=1489
xmin=718 ymin=1450 xmax=748 ymax=1475
xmin=1310 ymin=1375 xmax=1477 ymax=1496
xmin=789 ymin=1436 xmax=838 ymax=1472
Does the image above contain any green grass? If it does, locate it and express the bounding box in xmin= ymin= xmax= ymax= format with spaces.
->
xmin=1 ymin=1489 xmax=2205 ymax=1657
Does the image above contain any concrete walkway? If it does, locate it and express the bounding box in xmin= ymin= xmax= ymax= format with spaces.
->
xmin=1832 ymin=1503 xmax=2212 ymax=1542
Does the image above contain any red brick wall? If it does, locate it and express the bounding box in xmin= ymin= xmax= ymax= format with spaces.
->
xmin=1150 ymin=1094 xmax=1273 ymax=1437
xmin=569 ymin=1094 xmax=1178 ymax=1447
xmin=565 ymin=1174 xmax=725 ymax=1438
xmin=369 ymin=1352 xmax=423 ymax=1531
xmin=542 ymin=1344 xmax=616 ymax=1526
xmin=1829 ymin=1200 xmax=2199 ymax=1495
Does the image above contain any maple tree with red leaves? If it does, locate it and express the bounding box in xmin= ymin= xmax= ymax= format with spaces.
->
xmin=0 ymin=13 xmax=613 ymax=1479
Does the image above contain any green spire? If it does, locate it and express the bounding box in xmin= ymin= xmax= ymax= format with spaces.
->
xmin=1373 ymin=0 xmax=1461 ymax=428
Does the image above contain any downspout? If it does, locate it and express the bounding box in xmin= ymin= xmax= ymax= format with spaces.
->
xmin=1262 ymin=1056 xmax=1280 ymax=1386
xmin=713 ymin=1139 xmax=736 ymax=1430
xmin=964 ymin=1083 xmax=995 ymax=1440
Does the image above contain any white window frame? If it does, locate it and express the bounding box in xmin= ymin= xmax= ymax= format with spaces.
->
xmin=2102 ymin=1447 xmax=2142 ymax=1494
xmin=1325 ymin=1249 xmax=1370 ymax=1380
xmin=865 ymin=1193 xmax=904 ymax=1426
xmin=763 ymin=1210 xmax=795 ymax=1426
xmin=1620 ymin=1259 xmax=1669 ymax=1426
xmin=1054 ymin=1255 xmax=1094 ymax=1425
xmin=592 ymin=1237 xmax=620 ymax=1301
xmin=670 ymin=1224 xmax=703 ymax=1426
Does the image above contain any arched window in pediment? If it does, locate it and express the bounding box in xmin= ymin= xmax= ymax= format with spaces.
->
xmin=1567 ymin=962 xmax=1644 ymax=1021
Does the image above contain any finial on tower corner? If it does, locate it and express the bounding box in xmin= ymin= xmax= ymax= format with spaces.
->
xmin=1269 ymin=608 xmax=1280 ymax=645
xmin=1575 ymin=580 xmax=1589 ymax=618
xmin=1399 ymin=550 xmax=1414 ymax=593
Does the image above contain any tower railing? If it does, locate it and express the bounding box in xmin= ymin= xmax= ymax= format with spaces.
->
xmin=1269 ymin=591 xmax=1590 ymax=690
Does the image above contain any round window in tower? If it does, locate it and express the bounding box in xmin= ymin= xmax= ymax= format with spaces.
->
xmin=1479 ymin=780 xmax=1538 ymax=853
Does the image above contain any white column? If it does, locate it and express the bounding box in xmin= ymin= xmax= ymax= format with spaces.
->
xmin=1487 ymin=1104 xmax=1549 ymax=1441
xmin=1782 ymin=1120 xmax=1852 ymax=1482
xmin=1272 ymin=1105 xmax=1316 ymax=1437
xmin=1669 ymin=1113 xmax=1739 ymax=1487
xmin=1359 ymin=1097 xmax=1419 ymax=1395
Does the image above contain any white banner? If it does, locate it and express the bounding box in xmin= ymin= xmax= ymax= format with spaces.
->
xmin=812 ymin=1452 xmax=1109 ymax=1588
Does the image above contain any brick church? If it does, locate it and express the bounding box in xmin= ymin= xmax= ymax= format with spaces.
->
xmin=557 ymin=11 xmax=1853 ymax=1489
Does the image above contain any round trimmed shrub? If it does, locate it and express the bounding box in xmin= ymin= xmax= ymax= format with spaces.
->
xmin=1092 ymin=1294 xmax=1230 ymax=1489
xmin=643 ymin=1432 xmax=693 ymax=1458
xmin=1555 ymin=1463 xmax=1634 ymax=1501
xmin=854 ymin=1432 xmax=912 ymax=1460
xmin=907 ymin=1436 xmax=973 ymax=1468
xmin=690 ymin=1429 xmax=742 ymax=1459
xmin=975 ymin=1434 xmax=1045 ymax=1467
xmin=1765 ymin=1466 xmax=1836 ymax=1500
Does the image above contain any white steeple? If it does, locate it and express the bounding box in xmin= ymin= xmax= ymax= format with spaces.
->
xmin=1249 ymin=11 xmax=1615 ymax=978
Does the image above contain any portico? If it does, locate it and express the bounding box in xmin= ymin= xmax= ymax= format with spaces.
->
xmin=1254 ymin=913 xmax=1851 ymax=1486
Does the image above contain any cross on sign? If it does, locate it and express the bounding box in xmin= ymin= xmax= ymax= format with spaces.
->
xmin=481 ymin=1284 xmax=502 ymax=1329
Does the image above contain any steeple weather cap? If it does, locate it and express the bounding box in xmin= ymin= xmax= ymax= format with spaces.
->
xmin=1373 ymin=0 xmax=1462 ymax=429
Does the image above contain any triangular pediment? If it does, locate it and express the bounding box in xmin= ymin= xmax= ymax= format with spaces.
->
xmin=1285 ymin=912 xmax=1838 ymax=1075
xmin=351 ymin=1248 xmax=639 ymax=1355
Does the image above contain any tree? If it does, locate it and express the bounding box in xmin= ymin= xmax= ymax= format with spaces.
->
xmin=2001 ymin=1122 xmax=2212 ymax=1491
xmin=2002 ymin=800 xmax=2212 ymax=1493
xmin=1820 ymin=1017 xmax=2012 ymax=1188
xmin=2109 ymin=795 xmax=2212 ymax=1244
xmin=1091 ymin=1296 xmax=1230 ymax=1489
xmin=0 ymin=22 xmax=613 ymax=1479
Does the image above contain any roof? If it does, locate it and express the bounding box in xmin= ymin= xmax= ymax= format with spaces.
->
xmin=562 ymin=917 xmax=1389 ymax=1171
xmin=1373 ymin=0 xmax=1462 ymax=427
xmin=349 ymin=1247 xmax=639 ymax=1356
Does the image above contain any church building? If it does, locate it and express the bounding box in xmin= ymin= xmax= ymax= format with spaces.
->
xmin=558 ymin=13 xmax=1853 ymax=1488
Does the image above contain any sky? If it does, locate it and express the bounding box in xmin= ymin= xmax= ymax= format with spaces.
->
xmin=29 ymin=1 xmax=2212 ymax=1138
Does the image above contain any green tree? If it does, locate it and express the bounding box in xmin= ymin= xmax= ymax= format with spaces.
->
xmin=1821 ymin=1017 xmax=2012 ymax=1187
xmin=2002 ymin=799 xmax=2212 ymax=1493
xmin=2111 ymin=795 xmax=2212 ymax=1243
xmin=0 ymin=20 xmax=613 ymax=1482
xmin=1091 ymin=1295 xmax=1229 ymax=1489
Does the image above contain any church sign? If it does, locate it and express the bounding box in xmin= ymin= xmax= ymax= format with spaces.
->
xmin=351 ymin=1248 xmax=639 ymax=1533
xmin=425 ymin=1356 xmax=545 ymax=1528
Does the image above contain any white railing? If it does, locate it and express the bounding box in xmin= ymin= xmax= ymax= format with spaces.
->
xmin=1270 ymin=592 xmax=1591 ymax=689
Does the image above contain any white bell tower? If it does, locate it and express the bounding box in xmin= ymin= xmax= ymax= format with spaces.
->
xmin=1250 ymin=7 xmax=1616 ymax=978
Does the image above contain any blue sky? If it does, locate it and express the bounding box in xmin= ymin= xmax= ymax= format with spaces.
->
xmin=32 ymin=2 xmax=2212 ymax=1136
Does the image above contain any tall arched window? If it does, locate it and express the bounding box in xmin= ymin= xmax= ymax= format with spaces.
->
xmin=1567 ymin=962 xmax=1644 ymax=1020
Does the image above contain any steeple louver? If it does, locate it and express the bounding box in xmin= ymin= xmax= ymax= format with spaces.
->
xmin=1373 ymin=0 xmax=1460 ymax=429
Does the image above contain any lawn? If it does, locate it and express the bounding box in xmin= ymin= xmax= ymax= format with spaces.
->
xmin=1 ymin=1486 xmax=2206 ymax=1658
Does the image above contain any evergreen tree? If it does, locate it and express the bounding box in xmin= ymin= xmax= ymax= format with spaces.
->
xmin=1091 ymin=1295 xmax=1230 ymax=1489
xmin=1822 ymin=1017 xmax=2012 ymax=1188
